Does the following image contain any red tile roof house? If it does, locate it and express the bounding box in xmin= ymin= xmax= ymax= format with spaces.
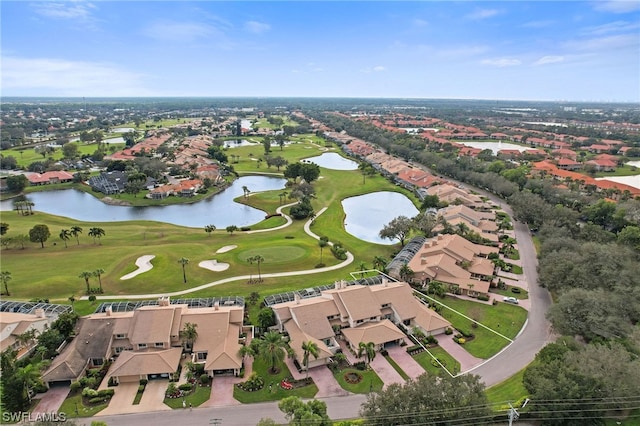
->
xmin=27 ymin=171 xmax=74 ymax=185
xmin=556 ymin=158 xmax=582 ymax=171
xmin=586 ymin=159 xmax=617 ymax=172
xmin=588 ymin=144 xmax=613 ymax=154
xmin=552 ymin=148 xmax=578 ymax=160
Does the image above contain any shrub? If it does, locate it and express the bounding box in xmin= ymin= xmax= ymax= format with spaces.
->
xmin=240 ymin=226 xmax=251 ymax=231
xmin=80 ymin=376 xmax=96 ymax=389
xmin=82 ymin=387 xmax=98 ymax=398
xmin=138 ymin=385 xmax=145 ymax=392
xmin=511 ymin=287 xmax=522 ymax=294
xmin=97 ymin=389 xmax=114 ymax=398
xmin=477 ymin=294 xmax=490 ymax=301
xmin=70 ymin=381 xmax=82 ymax=392
xmin=200 ymin=374 xmax=210 ymax=385
xmin=178 ymin=383 xmax=193 ymax=392
xmin=425 ymin=335 xmax=438 ymax=345
xmin=237 ymin=372 xmax=264 ymax=392
xmin=353 ymin=361 xmax=367 ymax=371
xmin=139 ymin=379 xmax=148 ymax=386
xmin=88 ymin=295 xmax=96 ymax=302
xmin=89 ymin=397 xmax=106 ymax=404
xmin=444 ymin=327 xmax=453 ymax=335
xmin=492 ymin=299 xmax=498 ymax=305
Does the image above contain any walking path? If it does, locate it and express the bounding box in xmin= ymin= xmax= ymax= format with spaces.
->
xmin=80 ymin=206 xmax=353 ymax=301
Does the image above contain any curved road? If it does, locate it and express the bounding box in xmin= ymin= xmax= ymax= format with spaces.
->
xmin=79 ymin=184 xmax=554 ymax=424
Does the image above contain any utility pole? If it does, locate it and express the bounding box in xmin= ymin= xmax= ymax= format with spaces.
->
xmin=507 ymin=402 xmax=519 ymax=426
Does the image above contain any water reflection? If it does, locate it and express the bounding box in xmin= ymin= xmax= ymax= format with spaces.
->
xmin=342 ymin=191 xmax=419 ymax=245
xmin=305 ymin=152 xmax=358 ymax=170
xmin=0 ymin=176 xmax=286 ymax=229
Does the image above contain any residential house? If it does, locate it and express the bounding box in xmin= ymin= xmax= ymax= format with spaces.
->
xmin=405 ymin=234 xmax=499 ymax=297
xmin=269 ymin=280 xmax=450 ymax=370
xmin=0 ymin=310 xmax=49 ymax=359
xmin=27 ymin=171 xmax=74 ymax=186
xmin=88 ymin=171 xmax=128 ymax=194
xmin=425 ymin=184 xmax=492 ymax=210
xmin=436 ymin=204 xmax=499 ymax=243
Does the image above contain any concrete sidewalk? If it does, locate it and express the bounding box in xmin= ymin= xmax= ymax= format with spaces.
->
xmin=437 ymin=336 xmax=484 ymax=373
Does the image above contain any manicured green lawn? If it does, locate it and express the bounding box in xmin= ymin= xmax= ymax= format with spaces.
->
xmin=232 ymin=358 xmax=317 ymax=403
xmin=489 ymin=286 xmax=529 ymax=300
xmin=58 ymin=393 xmax=107 ymax=418
xmin=384 ymin=355 xmax=409 ymax=380
xmin=413 ymin=346 xmax=461 ymax=376
xmin=429 ymin=295 xmax=528 ymax=359
xmin=485 ymin=367 xmax=528 ymax=406
xmin=508 ymin=264 xmax=523 ymax=274
xmin=163 ymin=385 xmax=211 ymax=409
xmin=595 ymin=164 xmax=639 ymax=177
xmin=333 ymin=368 xmax=384 ymax=394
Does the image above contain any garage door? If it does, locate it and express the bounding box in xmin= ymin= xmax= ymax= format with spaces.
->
xmin=48 ymin=380 xmax=72 ymax=388
xmin=118 ymin=375 xmax=140 ymax=383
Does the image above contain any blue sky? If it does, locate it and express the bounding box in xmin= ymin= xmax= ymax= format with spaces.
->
xmin=2 ymin=1 xmax=639 ymax=101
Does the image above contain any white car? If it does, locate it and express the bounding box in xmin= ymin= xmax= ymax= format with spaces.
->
xmin=503 ymin=296 xmax=519 ymax=304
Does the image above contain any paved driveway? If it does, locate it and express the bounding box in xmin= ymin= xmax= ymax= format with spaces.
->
xmin=386 ymin=344 xmax=425 ymax=378
xmin=308 ymin=366 xmax=350 ymax=398
xmin=201 ymin=376 xmax=240 ymax=407
xmin=437 ymin=336 xmax=484 ymax=373
xmin=369 ymin=354 xmax=403 ymax=389
xmin=96 ymin=380 xmax=170 ymax=416
xmin=32 ymin=387 xmax=69 ymax=415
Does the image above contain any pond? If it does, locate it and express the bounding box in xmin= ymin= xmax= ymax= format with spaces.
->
xmin=305 ymin=152 xmax=358 ymax=170
xmin=0 ymin=176 xmax=287 ymax=229
xmin=341 ymin=191 xmax=419 ymax=245
xmin=222 ymin=139 xmax=258 ymax=148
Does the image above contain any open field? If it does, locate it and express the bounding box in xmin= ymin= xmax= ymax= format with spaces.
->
xmin=3 ymin=142 xmax=123 ymax=168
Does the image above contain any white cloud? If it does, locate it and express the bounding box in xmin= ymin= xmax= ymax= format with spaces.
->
xmin=31 ymin=1 xmax=97 ymax=20
xmin=563 ymin=34 xmax=639 ymax=51
xmin=465 ymin=9 xmax=500 ymax=20
xmin=1 ymin=56 xmax=153 ymax=96
xmin=361 ymin=66 xmax=387 ymax=73
xmin=244 ymin=21 xmax=271 ymax=34
xmin=534 ymin=56 xmax=565 ymax=65
xmin=481 ymin=58 xmax=522 ymax=67
xmin=593 ymin=1 xmax=640 ymax=13
xmin=142 ymin=21 xmax=216 ymax=42
xmin=413 ymin=18 xmax=429 ymax=27
xmin=582 ymin=20 xmax=640 ymax=35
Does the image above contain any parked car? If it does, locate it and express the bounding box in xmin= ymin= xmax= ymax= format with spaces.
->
xmin=503 ymin=296 xmax=519 ymax=304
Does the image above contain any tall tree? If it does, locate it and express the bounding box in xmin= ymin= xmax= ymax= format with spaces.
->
xmin=88 ymin=227 xmax=105 ymax=244
xmin=278 ymin=396 xmax=331 ymax=426
xmin=70 ymin=225 xmax=83 ymax=245
xmin=372 ymin=256 xmax=387 ymax=272
xmin=357 ymin=341 xmax=376 ymax=367
xmin=178 ymin=257 xmax=189 ymax=283
xmin=301 ymin=341 xmax=319 ymax=378
xmin=204 ymin=224 xmax=216 ymax=236
xmin=248 ymin=255 xmax=265 ymax=282
xmin=360 ymin=372 xmax=489 ymax=425
xmin=258 ymin=331 xmax=287 ymax=374
xmin=79 ymin=271 xmax=93 ymax=294
xmin=59 ymin=228 xmax=71 ymax=248
xmin=1 ymin=271 xmax=11 ymax=296
xmin=180 ymin=322 xmax=198 ymax=352
xmin=379 ymin=216 xmax=413 ymax=246
xmin=29 ymin=224 xmax=50 ymax=248
xmin=93 ymin=268 xmax=105 ymax=293
xmin=0 ymin=222 xmax=9 ymax=235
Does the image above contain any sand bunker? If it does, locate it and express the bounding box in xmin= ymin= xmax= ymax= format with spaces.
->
xmin=198 ymin=260 xmax=230 ymax=272
xmin=216 ymin=245 xmax=237 ymax=254
xmin=120 ymin=255 xmax=155 ymax=280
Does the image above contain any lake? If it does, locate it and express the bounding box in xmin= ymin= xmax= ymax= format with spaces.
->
xmin=0 ymin=176 xmax=287 ymax=229
xmin=342 ymin=191 xmax=419 ymax=245
xmin=305 ymin=152 xmax=358 ymax=170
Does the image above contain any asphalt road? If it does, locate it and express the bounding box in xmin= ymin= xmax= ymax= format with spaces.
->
xmin=79 ymin=178 xmax=555 ymax=425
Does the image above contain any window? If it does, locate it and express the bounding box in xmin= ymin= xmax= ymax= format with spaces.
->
xmin=370 ymin=316 xmax=377 ymax=320
xmin=381 ymin=303 xmax=390 ymax=308
xmin=92 ymin=358 xmax=103 ymax=366
xmin=197 ymin=352 xmax=208 ymax=361
xmin=155 ymin=342 xmax=164 ymax=348
xmin=138 ymin=343 xmax=147 ymax=349
xmin=114 ymin=347 xmax=123 ymax=354
xmin=115 ymin=334 xmax=126 ymax=339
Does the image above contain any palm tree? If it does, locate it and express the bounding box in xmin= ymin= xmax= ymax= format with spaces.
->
xmin=178 ymin=257 xmax=189 ymax=283
xmin=88 ymin=227 xmax=105 ymax=244
xmin=1 ymin=271 xmax=11 ymax=296
xmin=399 ymin=263 xmax=414 ymax=283
xmin=68 ymin=295 xmax=76 ymax=311
xmin=180 ymin=322 xmax=198 ymax=352
xmin=59 ymin=229 xmax=71 ymax=248
xmin=258 ymin=331 xmax=287 ymax=374
xmin=238 ymin=344 xmax=255 ymax=364
xmin=252 ymin=255 xmax=265 ymax=282
xmin=318 ymin=239 xmax=328 ymax=264
xmin=79 ymin=271 xmax=93 ymax=294
xmin=278 ymin=191 xmax=288 ymax=205
xmin=372 ymin=256 xmax=387 ymax=273
xmin=301 ymin=340 xmax=319 ymax=377
xmin=357 ymin=341 xmax=376 ymax=367
xmin=93 ymin=268 xmax=105 ymax=293
xmin=70 ymin=225 xmax=83 ymax=245
xmin=16 ymin=363 xmax=41 ymax=404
